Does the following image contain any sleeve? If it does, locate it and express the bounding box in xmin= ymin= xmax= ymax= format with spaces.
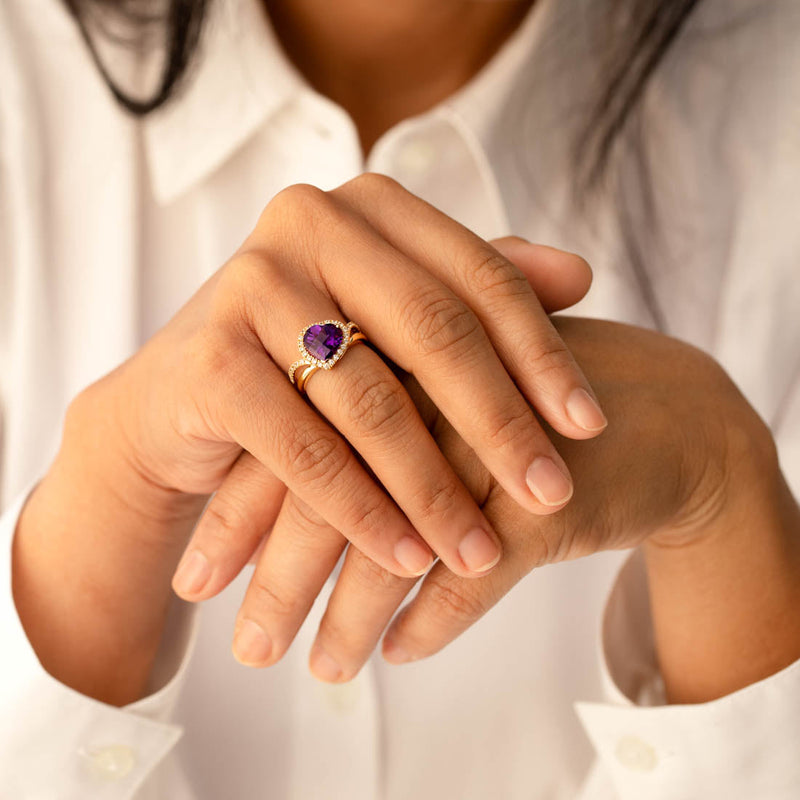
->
xmin=0 ymin=482 xmax=201 ymax=800
xmin=574 ymin=379 xmax=800 ymax=800
xmin=573 ymin=2 xmax=800 ymax=795
xmin=574 ymin=550 xmax=800 ymax=800
xmin=0 ymin=5 xmax=202 ymax=798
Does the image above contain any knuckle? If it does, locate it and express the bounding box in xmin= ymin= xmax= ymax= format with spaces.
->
xmin=401 ymin=292 xmax=483 ymax=360
xmin=255 ymin=184 xmax=337 ymax=263
xmin=228 ymin=249 xmax=284 ymax=291
xmin=413 ymin=480 xmax=460 ymax=521
xmin=262 ymin=183 xmax=329 ymax=225
xmin=286 ymin=493 xmax=330 ymax=533
xmin=423 ymin=577 xmax=486 ymax=625
xmin=284 ymin=430 xmax=352 ymax=488
xmin=465 ymin=249 xmax=530 ymax=299
xmin=486 ymin=405 xmax=535 ymax=451
xmin=338 ymin=171 xmax=402 ymax=200
xmin=247 ymin=572 xmax=299 ymax=618
xmin=523 ymin=340 xmax=576 ymax=382
xmin=340 ymin=371 xmax=409 ymax=441
xmin=342 ymin=495 xmax=387 ymax=542
xmin=348 ymin=548 xmax=408 ymax=593
xmin=213 ymin=250 xmax=284 ymax=325
xmin=184 ymin=327 xmax=233 ymax=384
xmin=315 ymin=613 xmax=354 ymax=652
xmin=201 ymin=495 xmax=251 ymax=543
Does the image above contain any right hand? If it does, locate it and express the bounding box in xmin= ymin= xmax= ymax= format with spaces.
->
xmin=97 ymin=174 xmax=606 ymax=587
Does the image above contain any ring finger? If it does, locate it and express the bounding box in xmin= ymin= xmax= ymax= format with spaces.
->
xmin=248 ymin=265 xmax=505 ymax=578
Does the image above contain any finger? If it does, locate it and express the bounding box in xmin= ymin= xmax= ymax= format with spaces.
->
xmin=380 ymin=488 xmax=542 ymax=665
xmin=257 ymin=184 xmax=576 ymax=514
xmin=334 ymin=175 xmax=606 ymax=440
xmin=308 ymin=544 xmax=417 ymax=682
xmin=231 ymin=491 xmax=347 ymax=667
xmin=309 ymin=343 xmax=503 ymax=576
xmin=171 ymin=451 xmax=286 ymax=602
xmin=213 ymin=333 xmax=432 ymax=579
xmin=234 ymin=252 xmax=505 ymax=578
xmin=377 ymin=413 xmax=559 ymax=663
xmin=489 ymin=237 xmax=593 ymax=313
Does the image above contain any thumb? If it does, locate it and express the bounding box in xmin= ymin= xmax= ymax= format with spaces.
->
xmin=490 ymin=236 xmax=593 ymax=313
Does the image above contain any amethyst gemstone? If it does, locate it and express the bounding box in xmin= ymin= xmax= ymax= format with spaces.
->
xmin=303 ymin=323 xmax=344 ymax=361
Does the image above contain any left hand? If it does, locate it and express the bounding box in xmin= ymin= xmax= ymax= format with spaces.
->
xmin=375 ymin=315 xmax=773 ymax=664
xmin=303 ymin=314 xmax=780 ymax=679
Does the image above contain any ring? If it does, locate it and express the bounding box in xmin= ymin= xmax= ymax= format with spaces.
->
xmin=288 ymin=320 xmax=368 ymax=394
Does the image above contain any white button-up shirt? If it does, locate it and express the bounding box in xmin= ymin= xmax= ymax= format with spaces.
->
xmin=2 ymin=0 xmax=799 ymax=798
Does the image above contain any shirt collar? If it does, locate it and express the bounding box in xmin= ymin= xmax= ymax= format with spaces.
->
xmin=440 ymin=0 xmax=551 ymax=156
xmin=143 ymin=0 xmax=301 ymax=205
xmin=143 ymin=0 xmax=552 ymax=207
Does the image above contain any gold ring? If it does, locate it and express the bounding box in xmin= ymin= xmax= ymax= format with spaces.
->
xmin=288 ymin=320 xmax=367 ymax=395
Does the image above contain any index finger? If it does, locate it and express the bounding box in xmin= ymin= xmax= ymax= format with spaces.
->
xmin=333 ymin=174 xmax=608 ymax=441
xmin=380 ymin=490 xmax=547 ymax=664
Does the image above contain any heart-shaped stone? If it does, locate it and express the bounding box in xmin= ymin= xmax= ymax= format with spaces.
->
xmin=303 ymin=323 xmax=344 ymax=362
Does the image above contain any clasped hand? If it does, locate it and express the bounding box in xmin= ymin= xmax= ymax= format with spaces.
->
xmin=106 ymin=175 xmax=762 ymax=682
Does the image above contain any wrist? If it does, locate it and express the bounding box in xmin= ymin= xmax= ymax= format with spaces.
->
xmin=12 ymin=382 xmax=207 ymax=706
xmin=643 ymin=411 xmax=800 ymax=703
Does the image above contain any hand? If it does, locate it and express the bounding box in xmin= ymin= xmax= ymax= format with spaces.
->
xmin=99 ymin=174 xmax=604 ymax=589
xmin=171 ymin=237 xmax=599 ymax=673
xmin=295 ymin=315 xmax=775 ymax=679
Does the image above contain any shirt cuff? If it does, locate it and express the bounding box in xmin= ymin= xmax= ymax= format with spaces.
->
xmin=0 ymin=479 xmax=199 ymax=800
xmin=574 ymin=548 xmax=800 ymax=800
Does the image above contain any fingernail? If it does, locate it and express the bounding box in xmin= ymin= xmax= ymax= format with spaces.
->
xmin=394 ymin=536 xmax=435 ymax=576
xmin=383 ymin=638 xmax=414 ymax=665
xmin=566 ymin=387 xmax=607 ymax=432
xmin=310 ymin=644 xmax=342 ymax=682
xmin=233 ymin=619 xmax=272 ymax=666
xmin=526 ymin=457 xmax=573 ymax=506
xmin=457 ymin=528 xmax=501 ymax=573
xmin=173 ymin=550 xmax=211 ymax=596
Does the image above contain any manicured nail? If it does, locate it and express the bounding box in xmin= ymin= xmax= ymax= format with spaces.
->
xmin=458 ymin=528 xmax=501 ymax=573
xmin=566 ymin=387 xmax=607 ymax=432
xmin=233 ymin=619 xmax=272 ymax=666
xmin=383 ymin=638 xmax=414 ymax=665
xmin=526 ymin=457 xmax=573 ymax=506
xmin=173 ymin=550 xmax=211 ymax=596
xmin=394 ymin=536 xmax=435 ymax=576
xmin=310 ymin=644 xmax=342 ymax=682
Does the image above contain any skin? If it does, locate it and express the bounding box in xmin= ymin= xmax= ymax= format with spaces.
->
xmin=262 ymin=0 xmax=537 ymax=154
xmin=11 ymin=0 xmax=800 ymax=716
xmin=11 ymin=190 xmax=599 ymax=705
xmin=382 ymin=319 xmax=800 ymax=705
xmin=179 ymin=266 xmax=800 ymax=699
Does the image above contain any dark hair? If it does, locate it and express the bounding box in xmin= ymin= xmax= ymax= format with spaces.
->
xmin=63 ymin=0 xmax=701 ymax=179
xmin=62 ymin=0 xmax=209 ymax=115
xmin=63 ymin=0 xmax=704 ymax=329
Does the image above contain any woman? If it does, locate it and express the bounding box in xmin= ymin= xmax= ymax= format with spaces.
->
xmin=1 ymin=0 xmax=799 ymax=797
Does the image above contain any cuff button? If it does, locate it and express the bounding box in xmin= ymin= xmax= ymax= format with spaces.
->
xmin=614 ymin=735 xmax=657 ymax=772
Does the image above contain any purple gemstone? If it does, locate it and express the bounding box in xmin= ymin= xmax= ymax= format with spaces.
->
xmin=303 ymin=323 xmax=344 ymax=361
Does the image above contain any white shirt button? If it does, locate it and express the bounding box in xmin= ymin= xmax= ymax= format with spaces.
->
xmin=393 ymin=139 xmax=437 ymax=176
xmin=614 ymin=735 xmax=657 ymax=772
xmin=319 ymin=678 xmax=361 ymax=715
xmin=312 ymin=122 xmax=332 ymax=139
xmin=82 ymin=744 xmax=137 ymax=780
